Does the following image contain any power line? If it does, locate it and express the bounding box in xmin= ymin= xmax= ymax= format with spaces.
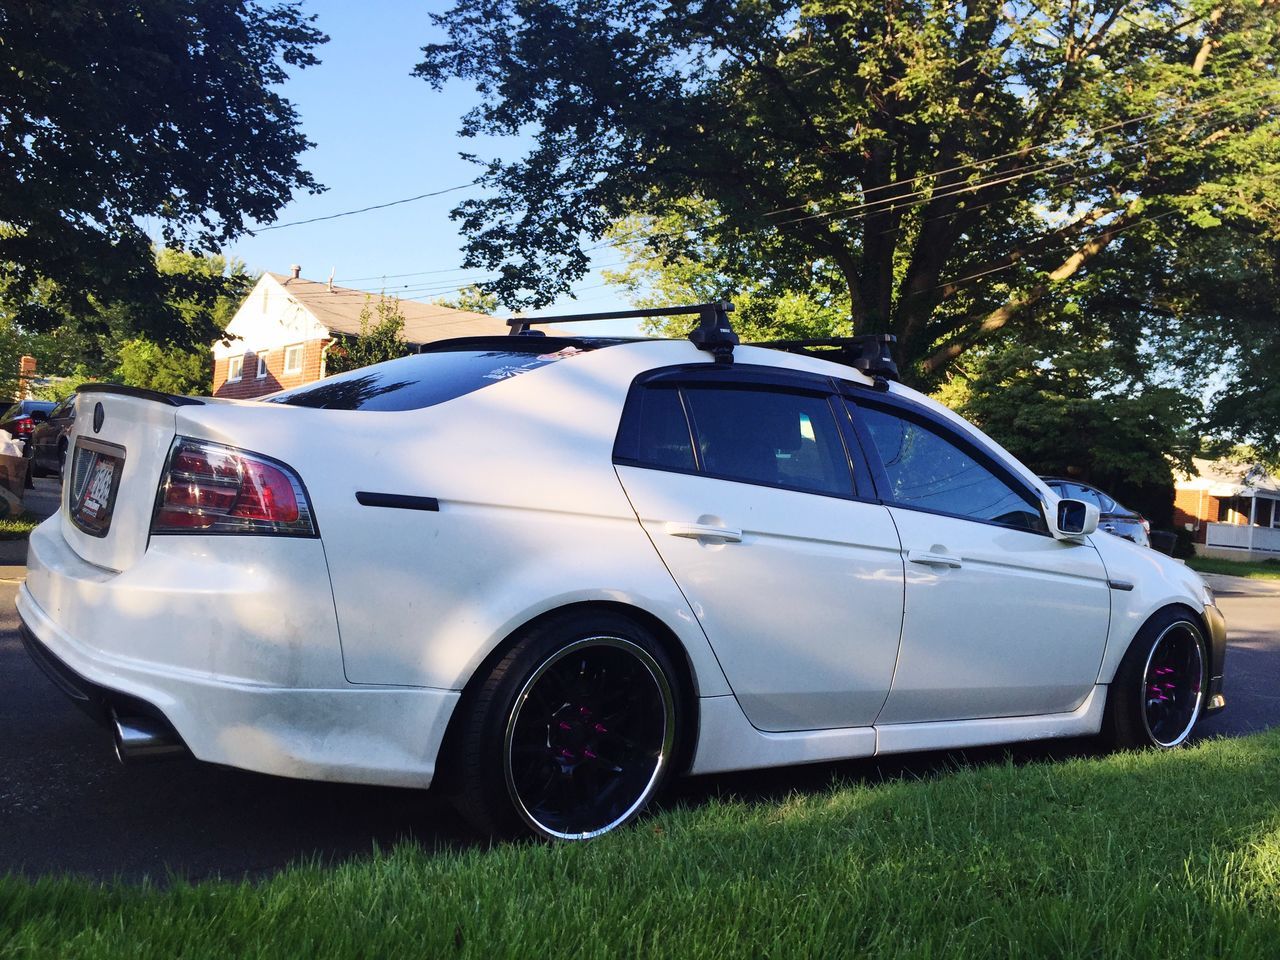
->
xmin=252 ymin=180 xmax=481 ymax=232
xmin=323 ymin=86 xmax=1273 ymax=288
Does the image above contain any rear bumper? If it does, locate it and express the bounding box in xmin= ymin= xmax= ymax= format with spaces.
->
xmin=19 ymin=584 xmax=458 ymax=788
xmin=19 ymin=519 xmax=460 ymax=789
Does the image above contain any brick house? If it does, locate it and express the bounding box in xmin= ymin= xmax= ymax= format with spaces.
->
xmin=1172 ymin=457 xmax=1280 ymax=560
xmin=212 ymin=268 xmax=508 ymax=400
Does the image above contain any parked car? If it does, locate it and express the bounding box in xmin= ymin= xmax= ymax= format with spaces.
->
xmin=17 ymin=307 xmax=1225 ymax=842
xmin=1 ymin=399 xmax=56 ymax=488
xmin=27 ymin=394 xmax=76 ymax=479
xmin=1041 ymin=478 xmax=1151 ymax=548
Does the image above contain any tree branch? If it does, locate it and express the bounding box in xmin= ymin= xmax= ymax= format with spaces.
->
xmin=920 ymin=212 xmax=1134 ymax=375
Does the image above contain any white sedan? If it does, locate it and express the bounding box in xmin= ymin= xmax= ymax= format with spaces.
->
xmin=17 ymin=304 xmax=1225 ymax=840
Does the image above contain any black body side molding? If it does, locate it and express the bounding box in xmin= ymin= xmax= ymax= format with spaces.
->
xmin=355 ymin=492 xmax=440 ymax=512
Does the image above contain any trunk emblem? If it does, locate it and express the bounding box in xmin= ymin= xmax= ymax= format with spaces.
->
xmin=92 ymin=402 xmax=104 ymax=433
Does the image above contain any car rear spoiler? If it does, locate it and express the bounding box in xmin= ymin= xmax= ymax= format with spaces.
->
xmin=75 ymin=384 xmax=205 ymax=407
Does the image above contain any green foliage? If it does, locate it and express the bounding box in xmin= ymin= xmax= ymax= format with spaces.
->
xmin=7 ymin=732 xmax=1280 ymax=956
xmin=435 ymin=284 xmax=500 ymax=315
xmin=115 ymin=339 xmax=212 ymax=397
xmin=0 ymin=249 xmax=244 ymax=400
xmin=419 ymin=0 xmax=1280 ymax=405
xmin=324 ymin=296 xmax=412 ymax=376
xmin=0 ymin=1 xmax=326 ymax=334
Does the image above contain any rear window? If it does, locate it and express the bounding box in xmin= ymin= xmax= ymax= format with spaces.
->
xmin=265 ymin=344 xmax=596 ymax=411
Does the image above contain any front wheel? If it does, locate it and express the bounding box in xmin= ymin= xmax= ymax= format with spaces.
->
xmin=447 ymin=611 xmax=683 ymax=840
xmin=1103 ymin=609 xmax=1207 ymax=750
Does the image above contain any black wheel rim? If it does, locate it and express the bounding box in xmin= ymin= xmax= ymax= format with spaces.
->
xmin=1141 ymin=622 xmax=1204 ymax=748
xmin=504 ymin=636 xmax=674 ymax=840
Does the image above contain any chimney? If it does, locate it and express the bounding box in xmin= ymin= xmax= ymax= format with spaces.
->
xmin=18 ymin=356 xmax=36 ymax=399
xmin=290 ymin=264 xmax=302 ymax=280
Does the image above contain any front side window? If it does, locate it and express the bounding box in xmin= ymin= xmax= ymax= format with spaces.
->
xmin=227 ymin=356 xmax=244 ymax=382
xmin=683 ymin=386 xmax=853 ymax=497
xmin=283 ymin=344 xmax=304 ymax=375
xmin=856 ymin=403 xmax=1044 ymax=531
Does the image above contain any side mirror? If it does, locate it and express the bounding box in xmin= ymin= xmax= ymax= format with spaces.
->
xmin=1046 ymin=497 xmax=1100 ymax=540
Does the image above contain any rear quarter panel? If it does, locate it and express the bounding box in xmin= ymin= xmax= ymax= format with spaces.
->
xmin=176 ymin=342 xmax=735 ymax=697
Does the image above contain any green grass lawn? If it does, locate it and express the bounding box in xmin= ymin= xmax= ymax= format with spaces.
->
xmin=1186 ymin=555 xmax=1280 ymax=580
xmin=5 ymin=731 xmax=1280 ymax=958
xmin=0 ymin=511 xmax=41 ymax=541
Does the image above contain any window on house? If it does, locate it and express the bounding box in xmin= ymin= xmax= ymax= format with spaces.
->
xmin=283 ymin=344 xmax=304 ymax=375
xmin=227 ymin=356 xmax=244 ymax=382
xmin=1255 ymin=498 xmax=1273 ymax=528
xmin=256 ymin=354 xmax=269 ymax=379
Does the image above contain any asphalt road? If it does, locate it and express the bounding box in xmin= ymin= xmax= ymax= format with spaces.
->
xmin=1 ymin=524 xmax=1276 ymax=881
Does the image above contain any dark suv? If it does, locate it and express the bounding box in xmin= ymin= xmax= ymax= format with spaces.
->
xmin=1041 ymin=478 xmax=1150 ymax=547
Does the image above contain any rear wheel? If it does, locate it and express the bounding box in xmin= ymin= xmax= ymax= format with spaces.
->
xmin=1103 ymin=609 xmax=1206 ymax=750
xmin=447 ymin=610 xmax=682 ymax=840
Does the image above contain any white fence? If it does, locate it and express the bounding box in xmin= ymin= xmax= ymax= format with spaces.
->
xmin=1205 ymin=522 xmax=1280 ymax=554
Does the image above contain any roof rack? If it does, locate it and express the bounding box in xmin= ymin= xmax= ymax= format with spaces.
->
xmin=507 ymin=301 xmax=739 ymax=364
xmin=749 ymin=335 xmax=900 ymax=381
xmin=503 ymin=300 xmax=898 ymax=379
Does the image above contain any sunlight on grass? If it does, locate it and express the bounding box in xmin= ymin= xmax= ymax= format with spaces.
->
xmin=4 ymin=731 xmax=1280 ymax=958
xmin=0 ymin=511 xmax=40 ymax=540
xmin=1186 ymin=555 xmax=1280 ymax=580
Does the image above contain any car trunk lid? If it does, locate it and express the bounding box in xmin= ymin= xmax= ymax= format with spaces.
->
xmin=60 ymin=387 xmax=193 ymax=572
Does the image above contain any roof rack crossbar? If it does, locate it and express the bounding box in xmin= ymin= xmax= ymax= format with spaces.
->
xmin=749 ymin=334 xmax=900 ymax=381
xmin=507 ymin=301 xmax=739 ymax=364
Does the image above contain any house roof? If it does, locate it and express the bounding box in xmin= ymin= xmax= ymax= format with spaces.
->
xmin=266 ymin=272 xmax=510 ymax=344
xmin=1177 ymin=457 xmax=1280 ymax=499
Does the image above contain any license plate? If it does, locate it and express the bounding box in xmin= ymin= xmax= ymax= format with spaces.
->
xmin=70 ymin=443 xmax=124 ymax=537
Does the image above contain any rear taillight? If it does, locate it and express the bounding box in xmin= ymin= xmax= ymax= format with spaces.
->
xmin=13 ymin=417 xmax=32 ymax=435
xmin=151 ymin=438 xmax=316 ymax=536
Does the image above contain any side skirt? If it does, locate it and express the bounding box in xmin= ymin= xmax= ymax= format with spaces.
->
xmin=689 ymin=686 xmax=1107 ymax=776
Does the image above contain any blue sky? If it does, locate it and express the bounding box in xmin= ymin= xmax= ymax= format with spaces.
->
xmin=222 ymin=0 xmax=633 ymax=320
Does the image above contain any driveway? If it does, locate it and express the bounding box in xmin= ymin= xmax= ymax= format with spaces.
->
xmin=0 ymin=529 xmax=1275 ymax=881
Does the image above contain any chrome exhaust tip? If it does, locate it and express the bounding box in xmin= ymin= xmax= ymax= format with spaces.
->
xmin=111 ymin=711 xmax=185 ymax=764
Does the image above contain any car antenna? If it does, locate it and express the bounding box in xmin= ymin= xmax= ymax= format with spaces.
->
xmin=505 ymin=301 xmax=740 ymax=364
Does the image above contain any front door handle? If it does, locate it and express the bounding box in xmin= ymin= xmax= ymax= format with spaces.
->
xmin=907 ymin=549 xmax=963 ymax=569
xmin=665 ymin=521 xmax=743 ymax=544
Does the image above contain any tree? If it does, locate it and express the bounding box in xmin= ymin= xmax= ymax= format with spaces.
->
xmin=418 ymin=0 xmax=1280 ymax=387
xmin=435 ymin=284 xmax=500 ymax=315
xmin=0 ymin=1 xmax=326 ymax=343
xmin=0 ymin=248 xmax=247 ymax=399
xmin=324 ymin=296 xmax=412 ymax=375
xmin=941 ymin=333 xmax=1202 ymax=526
xmin=115 ymin=338 xmax=213 ymax=396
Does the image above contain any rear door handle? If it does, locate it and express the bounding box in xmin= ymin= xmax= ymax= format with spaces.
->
xmin=665 ymin=522 xmax=743 ymax=544
xmin=907 ymin=549 xmax=963 ymax=569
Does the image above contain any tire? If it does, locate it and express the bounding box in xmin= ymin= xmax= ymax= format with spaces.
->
xmin=446 ymin=610 xmax=683 ymax=840
xmin=1103 ymin=608 xmax=1207 ymax=750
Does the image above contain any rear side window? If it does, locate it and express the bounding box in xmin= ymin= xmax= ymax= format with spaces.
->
xmin=266 ymin=346 xmax=596 ymax=411
xmin=684 ymin=387 xmax=852 ymax=496
xmin=619 ymin=380 xmax=856 ymax=498
xmin=635 ymin=387 xmax=696 ymax=471
xmin=856 ymin=403 xmax=1044 ymax=531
